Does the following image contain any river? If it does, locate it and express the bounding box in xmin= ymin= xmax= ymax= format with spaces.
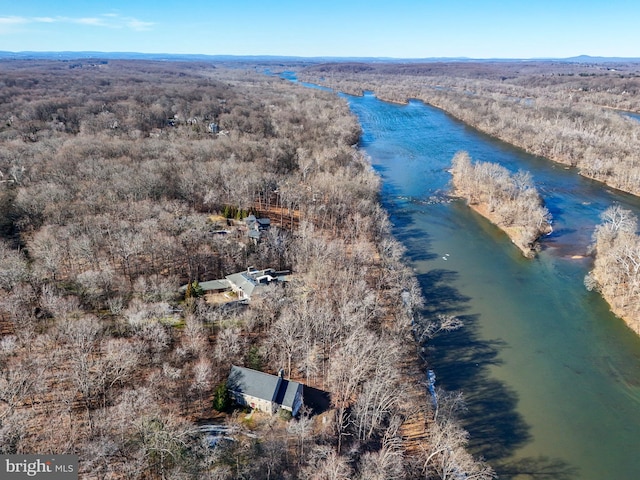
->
xmin=625 ymin=111 xmax=640 ymax=123
xmin=340 ymin=92 xmax=640 ymax=479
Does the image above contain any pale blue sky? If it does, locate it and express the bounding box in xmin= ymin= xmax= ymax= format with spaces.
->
xmin=1 ymin=0 xmax=638 ymax=58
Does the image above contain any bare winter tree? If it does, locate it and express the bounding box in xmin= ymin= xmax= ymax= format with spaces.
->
xmin=421 ymin=390 xmax=496 ymax=480
xmin=352 ymin=350 xmax=401 ymax=442
xmin=58 ymin=316 xmax=103 ymax=430
xmin=589 ymin=205 xmax=640 ymax=334
xmin=451 ymin=151 xmax=552 ymax=256
xmin=328 ymin=329 xmax=401 ymax=453
xmin=266 ymin=302 xmax=307 ymax=378
xmin=302 ymin=446 xmax=354 ymax=480
xmin=287 ymin=405 xmax=314 ymax=463
xmin=0 ymin=242 xmax=29 ymax=291
xmin=0 ymin=359 xmax=39 ymax=421
xmin=190 ymin=357 xmax=213 ymax=410
xmin=357 ymin=416 xmax=405 ymax=480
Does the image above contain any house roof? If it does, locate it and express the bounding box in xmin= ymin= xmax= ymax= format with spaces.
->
xmin=198 ymin=279 xmax=231 ymax=291
xmin=228 ymin=365 xmax=302 ymax=409
xmin=225 ymin=268 xmax=279 ymax=298
xmin=180 ymin=267 xmax=290 ymax=298
xmin=228 ymin=365 xmax=281 ymax=403
xmin=178 ymin=279 xmax=230 ymax=293
xmin=245 ymin=215 xmax=270 ymax=231
xmin=225 ymin=272 xmax=260 ymax=298
xmin=276 ymin=379 xmax=302 ymax=410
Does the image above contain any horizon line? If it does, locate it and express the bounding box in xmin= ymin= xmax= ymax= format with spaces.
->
xmin=2 ymin=50 xmax=640 ymax=63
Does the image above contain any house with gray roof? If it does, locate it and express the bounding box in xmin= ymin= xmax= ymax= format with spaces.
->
xmin=245 ymin=215 xmax=271 ymax=243
xmin=179 ymin=267 xmax=290 ymax=301
xmin=245 ymin=215 xmax=271 ymax=231
xmin=227 ymin=365 xmax=304 ymax=416
xmin=225 ymin=267 xmax=289 ymax=301
xmin=178 ymin=279 xmax=231 ymax=294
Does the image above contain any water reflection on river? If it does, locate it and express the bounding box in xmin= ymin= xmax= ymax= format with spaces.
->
xmin=344 ymin=93 xmax=640 ymax=480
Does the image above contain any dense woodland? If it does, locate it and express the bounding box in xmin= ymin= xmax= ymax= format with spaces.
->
xmin=0 ymin=60 xmax=494 ymax=479
xmin=450 ymin=152 xmax=552 ymax=257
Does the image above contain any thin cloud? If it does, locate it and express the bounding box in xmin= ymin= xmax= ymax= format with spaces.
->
xmin=126 ymin=18 xmax=154 ymax=31
xmin=75 ymin=17 xmax=106 ymax=26
xmin=0 ymin=16 xmax=29 ymax=25
xmin=0 ymin=16 xmax=28 ymax=34
xmin=0 ymin=13 xmax=155 ymax=32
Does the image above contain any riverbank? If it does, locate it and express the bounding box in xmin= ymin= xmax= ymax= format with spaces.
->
xmin=589 ymin=206 xmax=640 ymax=336
xmin=449 ymin=151 xmax=552 ymax=258
xmin=342 ymin=88 xmax=640 ymax=480
xmin=465 ymin=201 xmax=542 ymax=257
xmin=592 ymin=270 xmax=640 ymax=335
xmin=299 ymin=63 xmax=640 ymax=198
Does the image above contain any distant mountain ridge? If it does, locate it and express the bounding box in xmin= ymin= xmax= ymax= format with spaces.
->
xmin=1 ymin=51 xmax=640 ymax=64
xmin=564 ymin=54 xmax=640 ymax=63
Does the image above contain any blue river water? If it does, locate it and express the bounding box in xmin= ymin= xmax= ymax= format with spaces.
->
xmin=625 ymin=111 xmax=640 ymax=123
xmin=339 ymin=91 xmax=640 ymax=479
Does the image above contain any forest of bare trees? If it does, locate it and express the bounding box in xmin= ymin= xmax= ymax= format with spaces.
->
xmin=0 ymin=60 xmax=494 ymax=479
xmin=300 ymin=61 xmax=640 ymax=196
xmin=586 ymin=205 xmax=640 ymax=335
xmin=450 ymin=151 xmax=552 ymax=257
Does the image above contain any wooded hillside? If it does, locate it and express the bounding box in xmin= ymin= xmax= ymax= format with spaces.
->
xmin=0 ymin=60 xmax=493 ymax=479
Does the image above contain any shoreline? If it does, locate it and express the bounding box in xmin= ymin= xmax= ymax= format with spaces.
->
xmin=298 ymin=72 xmax=640 ymax=199
xmin=448 ymin=152 xmax=552 ymax=259
xmin=406 ymin=99 xmax=640 ymax=198
xmin=591 ymin=271 xmax=640 ymax=336
xmin=464 ymin=200 xmax=540 ymax=257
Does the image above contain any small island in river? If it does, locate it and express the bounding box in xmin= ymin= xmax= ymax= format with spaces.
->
xmin=450 ymin=151 xmax=553 ymax=257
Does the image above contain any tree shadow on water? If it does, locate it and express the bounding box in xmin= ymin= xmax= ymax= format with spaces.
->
xmin=400 ymin=225 xmax=441 ymax=262
xmin=416 ymin=270 xmax=579 ymax=479
xmin=417 ymin=269 xmax=471 ymax=315
xmin=426 ymin=314 xmax=529 ymax=462
xmin=494 ymin=456 xmax=580 ymax=480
